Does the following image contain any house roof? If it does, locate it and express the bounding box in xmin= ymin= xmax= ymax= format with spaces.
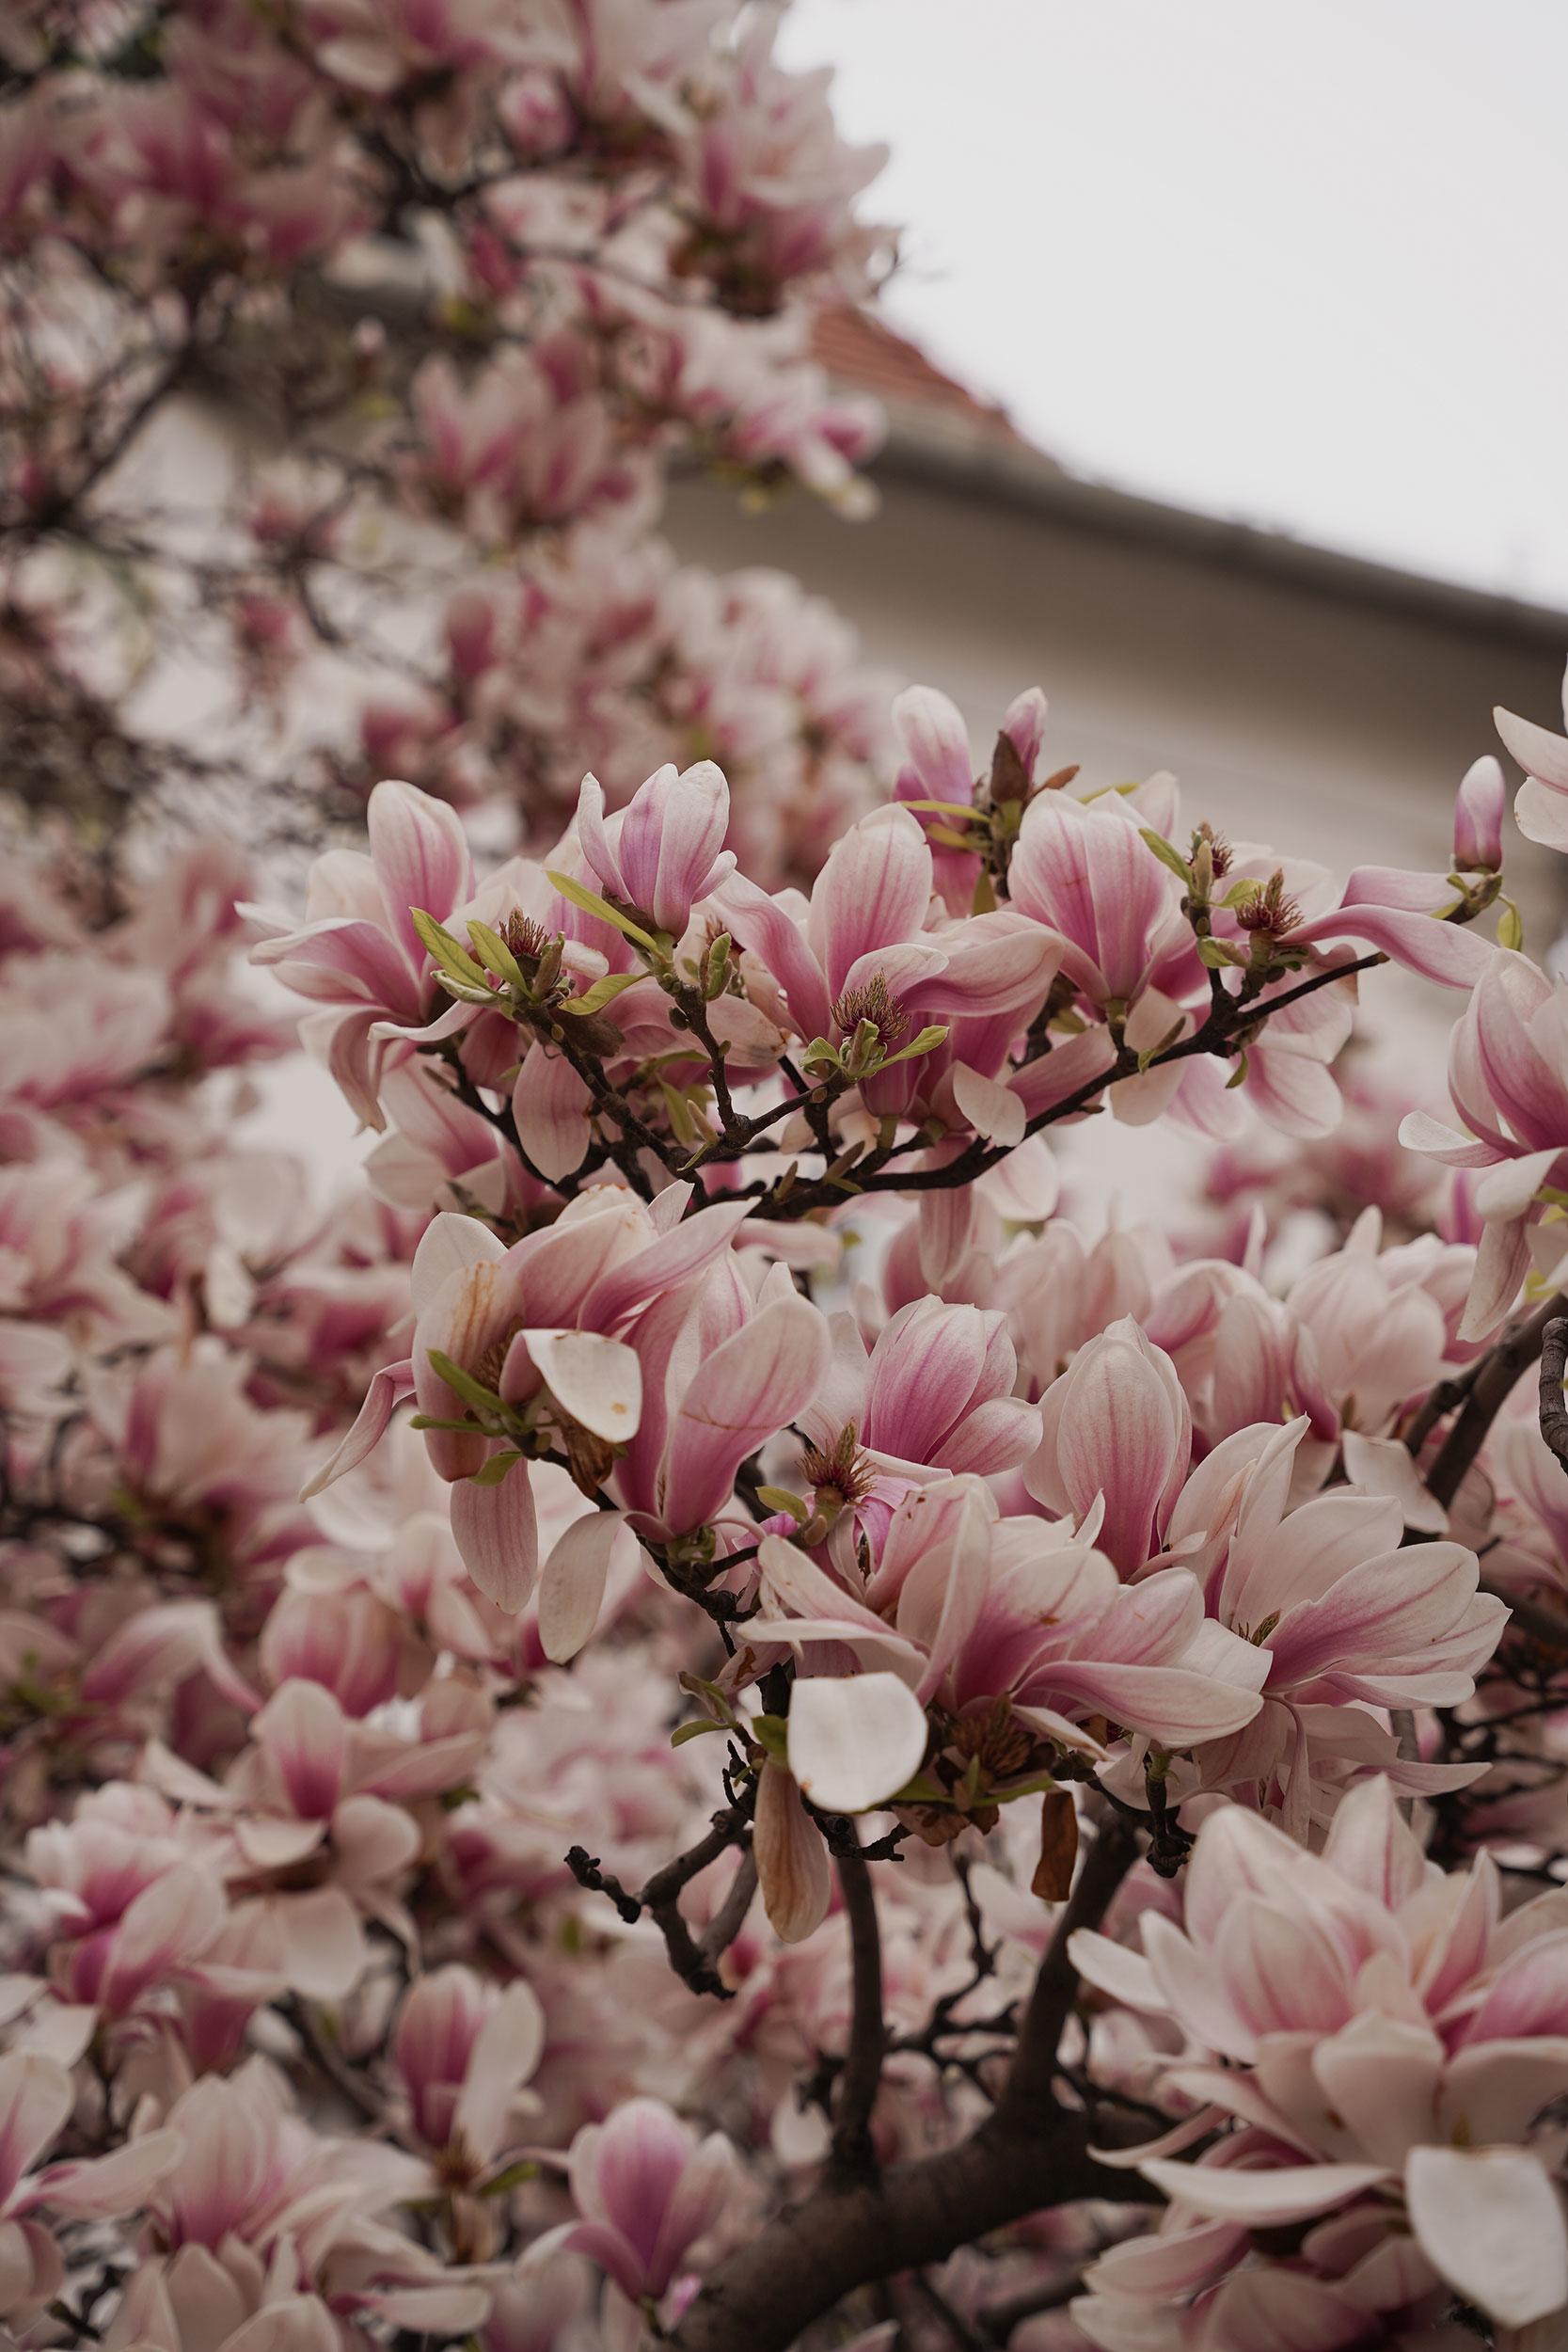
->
xmin=811 ymin=304 xmax=1043 ymax=460
xmin=811 ymin=305 xmax=1568 ymax=656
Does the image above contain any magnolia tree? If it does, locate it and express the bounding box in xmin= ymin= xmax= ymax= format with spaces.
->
xmin=0 ymin=0 xmax=894 ymax=873
xmin=13 ymin=10 xmax=1568 ymax=2352
xmin=10 ymin=673 xmax=1568 ymax=2352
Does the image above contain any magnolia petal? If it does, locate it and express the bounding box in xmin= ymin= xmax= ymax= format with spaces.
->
xmin=410 ymin=1211 xmax=506 ymax=1319
xmin=450 ymin=1460 xmax=539 ymax=1613
xmin=514 ymin=1042 xmax=594 ymax=1184
xmin=1137 ymin=2158 xmax=1389 ymax=2224
xmin=299 ymin=1359 xmax=414 ymax=1500
xmin=952 ymin=1061 xmax=1026 ymax=1149
xmin=537 ymin=1510 xmax=625 ymax=1663
xmin=1405 ymin=2145 xmax=1568 ymax=2328
xmin=451 ymin=1981 xmax=546 ymax=2166
xmin=786 ymin=1673 xmax=929 ymax=1815
xmin=753 ymin=1764 xmax=832 ymax=1943
xmin=527 ymin=1329 xmax=642 ymax=1443
xmin=1497 ymin=705 xmax=1568 ymax=792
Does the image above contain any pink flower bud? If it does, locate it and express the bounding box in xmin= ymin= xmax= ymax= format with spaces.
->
xmin=1452 ymin=754 xmax=1505 ymax=871
xmin=576 ymin=761 xmax=736 ymax=937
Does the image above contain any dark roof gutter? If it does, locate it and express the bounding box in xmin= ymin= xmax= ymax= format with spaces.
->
xmin=871 ymin=420 xmax=1568 ymax=659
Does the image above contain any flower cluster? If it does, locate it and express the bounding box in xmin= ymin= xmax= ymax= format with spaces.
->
xmin=10 ymin=433 xmax=1568 ymax=2346
xmin=0 ymin=0 xmax=895 ymax=872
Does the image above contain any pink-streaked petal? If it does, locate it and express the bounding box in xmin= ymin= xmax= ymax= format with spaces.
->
xmin=537 ymin=1509 xmax=625 ymax=1663
xmin=367 ymin=778 xmax=473 ymax=972
xmin=450 ymin=1460 xmax=538 ymax=1613
xmin=752 ymin=1765 xmax=832 ymax=1944
xmin=1136 ymin=2158 xmax=1389 ymax=2224
xmin=299 ymin=1359 xmax=414 ymax=1500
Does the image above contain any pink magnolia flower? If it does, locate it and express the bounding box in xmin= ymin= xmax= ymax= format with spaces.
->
xmin=715 ymin=802 xmax=1057 ymax=1069
xmin=1008 ymin=793 xmax=1185 ymax=1009
xmin=752 ymin=1476 xmax=1268 ymax=1756
xmin=393 ymin=1964 xmax=544 ymax=2179
xmin=0 ymin=2050 xmax=181 ymax=2319
xmin=1497 ymin=682 xmax=1568 ymax=852
xmin=1401 ymin=950 xmax=1568 ymax=1336
xmin=1071 ymin=1780 xmax=1568 ymax=2339
xmin=575 ymin=758 xmax=736 ymax=935
xmin=1023 ymin=1319 xmax=1193 ymax=1578
xmin=528 ymin=2097 xmax=742 ymax=2312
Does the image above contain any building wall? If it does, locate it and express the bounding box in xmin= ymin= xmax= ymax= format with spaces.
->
xmin=664 ymin=461 xmax=1568 ymax=953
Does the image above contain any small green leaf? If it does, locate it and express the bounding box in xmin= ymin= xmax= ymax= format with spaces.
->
xmin=480 ymin=2159 xmax=540 ymax=2198
xmin=886 ymin=1772 xmax=947 ymax=1805
xmin=1197 ymin=937 xmax=1248 ymax=968
xmin=755 ymin=1486 xmax=809 ymax=1522
xmin=562 ymin=969 xmax=647 ymax=1018
xmin=469 ymin=1449 xmax=522 ymax=1486
xmin=1497 ymin=897 xmax=1525 ymax=952
xmin=750 ymin=1713 xmax=788 ymax=1761
xmin=992 ymin=1772 xmax=1061 ymax=1804
xmin=426 ymin=1347 xmax=505 ymax=1416
xmin=1219 ymin=879 xmax=1264 ymax=910
xmin=409 ymin=1413 xmax=488 ymax=1434
xmin=879 ymin=1023 xmax=949 ymax=1069
xmin=928 ymin=826 xmax=977 ymax=850
xmin=546 ymin=870 xmax=658 ymax=951
xmin=897 ymin=797 xmax=980 ymax=819
xmin=1139 ymin=827 xmax=1194 ymax=884
xmin=671 ymin=1719 xmax=726 ymax=1747
xmin=466 ymin=917 xmax=529 ymax=991
xmin=1226 ymin=1050 xmax=1250 ymax=1090
xmin=411 ymin=907 xmax=489 ymax=989
xmin=436 ymin=975 xmax=503 ymax=1006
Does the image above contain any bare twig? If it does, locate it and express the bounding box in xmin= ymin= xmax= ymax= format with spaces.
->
xmin=566 ymin=1793 xmax=755 ymax=1999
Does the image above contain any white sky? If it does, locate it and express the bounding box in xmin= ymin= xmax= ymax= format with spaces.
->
xmin=778 ymin=0 xmax=1568 ymax=616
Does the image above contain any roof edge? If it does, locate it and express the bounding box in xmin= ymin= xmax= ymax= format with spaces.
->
xmin=871 ymin=424 xmax=1568 ymax=657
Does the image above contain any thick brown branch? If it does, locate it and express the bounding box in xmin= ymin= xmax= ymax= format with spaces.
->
xmin=1540 ymin=1316 xmax=1568 ymax=1473
xmin=672 ymin=1813 xmax=1146 ymax=2352
xmin=993 ymin=1812 xmax=1139 ymax=2130
xmin=1421 ymin=1293 xmax=1568 ymax=1510
xmin=830 ymin=1844 xmax=886 ymax=2178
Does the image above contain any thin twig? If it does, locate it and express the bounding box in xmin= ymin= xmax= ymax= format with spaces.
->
xmin=1422 ymin=1294 xmax=1568 ymax=1510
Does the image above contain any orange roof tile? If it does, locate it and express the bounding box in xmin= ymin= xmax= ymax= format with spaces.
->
xmin=810 ymin=305 xmax=1045 ymax=458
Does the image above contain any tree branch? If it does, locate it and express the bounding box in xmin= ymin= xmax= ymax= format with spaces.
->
xmin=670 ymin=1813 xmax=1148 ymax=2352
xmin=830 ymin=1844 xmax=886 ymax=2178
xmin=1540 ymin=1316 xmax=1568 ymax=1474
xmin=1420 ymin=1293 xmax=1567 ymax=1510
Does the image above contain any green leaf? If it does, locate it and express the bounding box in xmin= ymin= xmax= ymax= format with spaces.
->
xmin=928 ymin=826 xmax=977 ymax=851
xmin=992 ymin=1772 xmax=1061 ymax=1804
xmin=885 ymin=1772 xmax=947 ymax=1805
xmin=546 ymin=869 xmax=658 ymax=951
xmin=1197 ymin=937 xmax=1248 ymax=969
xmin=1219 ymin=879 xmax=1264 ymax=910
xmin=1139 ymin=827 xmax=1194 ymax=884
xmin=879 ymin=1023 xmax=949 ymax=1069
xmin=1497 ymin=897 xmax=1525 ymax=952
xmin=436 ymin=974 xmax=503 ymax=1006
xmin=897 ymin=797 xmax=980 ymax=819
xmin=480 ymin=2160 xmax=539 ymax=2198
xmin=425 ymin=1347 xmax=505 ymax=1416
xmin=469 ymin=1449 xmax=522 ymax=1486
xmin=409 ymin=1413 xmax=488 ymax=1434
xmin=750 ymin=1713 xmax=788 ymax=1761
xmin=562 ymin=969 xmax=647 ymax=1018
xmin=466 ymin=917 xmax=529 ymax=991
xmin=1226 ymin=1050 xmax=1250 ymax=1090
xmin=671 ymin=1718 xmax=727 ymax=1747
xmin=411 ymin=907 xmax=489 ymax=989
xmin=755 ymin=1486 xmax=809 ymax=1523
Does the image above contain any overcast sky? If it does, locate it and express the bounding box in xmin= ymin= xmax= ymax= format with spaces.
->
xmin=778 ymin=0 xmax=1568 ymax=622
